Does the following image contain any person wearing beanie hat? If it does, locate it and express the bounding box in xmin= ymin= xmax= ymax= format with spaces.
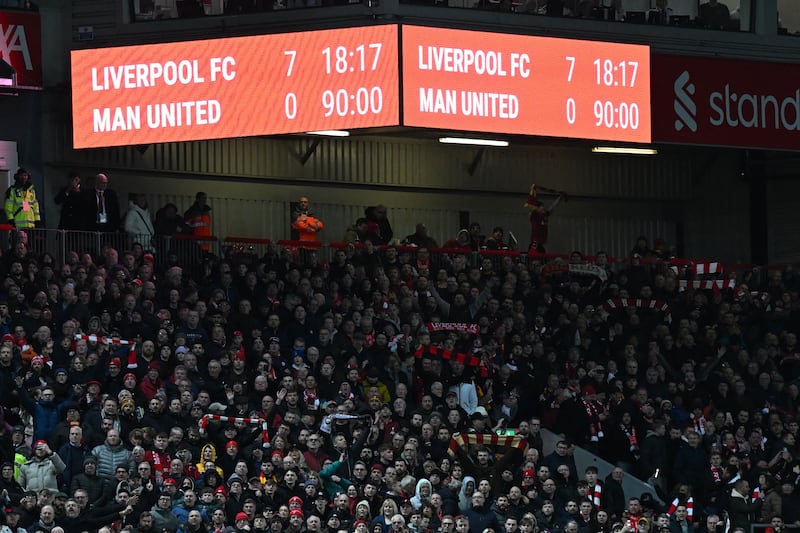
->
xmin=5 ymin=167 xmax=41 ymax=229
xmin=219 ymin=440 xmax=241 ymax=477
xmin=289 ymin=508 xmax=305 ymax=525
xmin=18 ymin=439 xmax=63 ymax=493
xmin=236 ymin=511 xmax=250 ymax=523
xmin=288 ymin=495 xmax=303 ymax=508
xmin=69 ymin=456 xmax=104 ymax=506
xmin=120 ymin=398 xmax=136 ymax=418
xmin=140 ymin=361 xmax=164 ymax=401
xmin=122 ymin=372 xmax=137 ymax=389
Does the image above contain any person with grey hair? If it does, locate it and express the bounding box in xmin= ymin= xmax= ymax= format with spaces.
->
xmin=56 ymin=425 xmax=88 ymax=493
xmin=391 ymin=514 xmax=407 ymax=533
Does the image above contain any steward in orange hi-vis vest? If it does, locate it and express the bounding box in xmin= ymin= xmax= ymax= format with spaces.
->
xmin=184 ymin=192 xmax=212 ymax=251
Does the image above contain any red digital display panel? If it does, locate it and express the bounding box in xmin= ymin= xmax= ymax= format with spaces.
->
xmin=71 ymin=26 xmax=400 ymax=149
xmin=401 ymin=25 xmax=651 ymax=143
xmin=0 ymin=11 xmax=42 ymax=86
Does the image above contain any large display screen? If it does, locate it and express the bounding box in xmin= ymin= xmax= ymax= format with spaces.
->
xmin=71 ymin=26 xmax=400 ymax=149
xmin=401 ymin=25 xmax=651 ymax=143
xmin=71 ymin=24 xmax=653 ymax=148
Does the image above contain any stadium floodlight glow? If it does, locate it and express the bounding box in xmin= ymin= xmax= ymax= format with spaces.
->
xmin=306 ymin=130 xmax=350 ymax=137
xmin=592 ymin=146 xmax=658 ymax=155
xmin=438 ymin=137 xmax=509 ymax=147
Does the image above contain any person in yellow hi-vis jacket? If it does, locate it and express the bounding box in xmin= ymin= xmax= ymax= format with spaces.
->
xmin=4 ymin=168 xmax=41 ymax=229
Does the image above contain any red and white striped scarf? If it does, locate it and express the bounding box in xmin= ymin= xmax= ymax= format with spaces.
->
xmin=620 ymin=423 xmax=639 ymax=457
xmin=667 ymin=496 xmax=694 ymax=523
xmin=583 ymin=399 xmax=603 ymax=442
xmin=677 ymin=279 xmax=736 ymax=292
xmin=693 ymin=415 xmax=707 ymax=435
xmin=447 ymin=433 xmax=528 ymax=457
xmin=74 ymin=333 xmax=138 ymax=368
xmin=736 ymin=289 xmax=771 ymax=305
xmin=592 ymin=483 xmax=602 ymax=509
xmin=694 ymin=261 xmax=721 ymax=275
xmin=602 ymin=298 xmax=672 ymax=323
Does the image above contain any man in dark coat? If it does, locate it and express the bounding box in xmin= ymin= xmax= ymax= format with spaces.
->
xmin=54 ymin=172 xmax=84 ymax=230
xmin=672 ymin=431 xmax=708 ymax=505
xmin=82 ymin=172 xmax=121 ymax=232
xmin=463 ymin=492 xmax=501 ymax=533
xmin=728 ymin=478 xmax=762 ymax=532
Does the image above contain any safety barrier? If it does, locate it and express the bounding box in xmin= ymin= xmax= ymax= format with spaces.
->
xmin=751 ymin=525 xmax=799 ymax=533
xmin=0 ymin=226 xmax=786 ymax=286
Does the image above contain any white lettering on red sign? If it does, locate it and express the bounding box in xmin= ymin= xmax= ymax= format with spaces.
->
xmin=708 ymin=84 xmax=800 ymax=131
xmin=0 ymin=24 xmax=32 ymax=72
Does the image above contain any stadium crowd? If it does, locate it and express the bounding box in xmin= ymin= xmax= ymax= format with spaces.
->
xmin=0 ymin=180 xmax=796 ymax=533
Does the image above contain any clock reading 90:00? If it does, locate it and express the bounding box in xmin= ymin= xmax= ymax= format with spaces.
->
xmin=322 ymin=87 xmax=384 ymax=117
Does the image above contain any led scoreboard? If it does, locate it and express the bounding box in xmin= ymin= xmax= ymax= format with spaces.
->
xmin=70 ymin=24 xmax=652 ymax=149
xmin=71 ymin=26 xmax=400 ymax=149
xmin=402 ymin=25 xmax=651 ymax=143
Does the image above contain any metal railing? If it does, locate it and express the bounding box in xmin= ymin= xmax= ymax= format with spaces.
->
xmin=3 ymin=228 xmax=785 ymax=289
xmin=12 ymin=228 xmax=215 ymax=269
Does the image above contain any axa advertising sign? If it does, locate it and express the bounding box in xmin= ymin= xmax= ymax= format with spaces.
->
xmin=0 ymin=10 xmax=41 ymax=86
xmin=652 ymin=54 xmax=800 ymax=150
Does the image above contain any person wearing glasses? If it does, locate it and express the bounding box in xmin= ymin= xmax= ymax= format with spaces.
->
xmin=440 ymin=515 xmax=456 ymax=533
xmin=391 ymin=514 xmax=408 ymax=533
xmin=150 ymin=492 xmax=179 ymax=532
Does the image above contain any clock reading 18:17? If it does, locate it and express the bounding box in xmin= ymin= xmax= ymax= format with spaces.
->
xmin=401 ymin=25 xmax=651 ymax=143
xmin=322 ymin=44 xmax=383 ymax=74
xmin=594 ymin=59 xmax=639 ymax=87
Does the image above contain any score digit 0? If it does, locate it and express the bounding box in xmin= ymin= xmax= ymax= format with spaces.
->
xmin=566 ymin=98 xmax=576 ymax=125
xmin=285 ymin=93 xmax=297 ymax=119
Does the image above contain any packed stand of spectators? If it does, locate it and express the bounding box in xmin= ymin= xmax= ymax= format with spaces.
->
xmin=0 ymin=193 xmax=797 ymax=533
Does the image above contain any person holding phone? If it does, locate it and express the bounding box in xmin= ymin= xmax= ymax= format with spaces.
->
xmin=18 ymin=440 xmax=65 ymax=493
